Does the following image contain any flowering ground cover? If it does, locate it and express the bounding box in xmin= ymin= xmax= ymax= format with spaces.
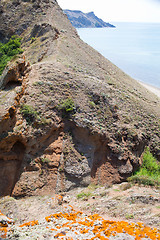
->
xmin=0 ymin=205 xmax=160 ymax=239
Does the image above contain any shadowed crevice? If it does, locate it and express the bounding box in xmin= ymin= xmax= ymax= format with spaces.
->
xmin=0 ymin=141 xmax=26 ymax=197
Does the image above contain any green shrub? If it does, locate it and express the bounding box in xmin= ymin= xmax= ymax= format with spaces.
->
xmin=128 ymin=148 xmax=160 ymax=187
xmin=76 ymin=192 xmax=92 ymax=200
xmin=58 ymin=97 xmax=75 ymax=115
xmin=141 ymin=148 xmax=160 ymax=175
xmin=20 ymin=105 xmax=38 ymax=124
xmin=128 ymin=175 xmax=159 ymax=187
xmin=0 ymin=35 xmax=23 ymax=75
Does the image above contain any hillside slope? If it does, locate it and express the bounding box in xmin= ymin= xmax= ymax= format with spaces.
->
xmin=64 ymin=10 xmax=115 ymax=28
xmin=0 ymin=0 xmax=160 ymax=198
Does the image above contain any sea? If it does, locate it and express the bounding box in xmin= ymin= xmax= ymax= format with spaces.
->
xmin=77 ymin=22 xmax=160 ymax=89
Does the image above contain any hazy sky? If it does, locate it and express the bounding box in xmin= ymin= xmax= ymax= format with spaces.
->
xmin=57 ymin=0 xmax=160 ymax=23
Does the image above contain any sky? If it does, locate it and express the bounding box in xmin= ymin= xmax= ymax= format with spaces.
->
xmin=57 ymin=0 xmax=160 ymax=23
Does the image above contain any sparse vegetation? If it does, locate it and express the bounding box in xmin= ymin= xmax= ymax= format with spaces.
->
xmin=87 ymin=183 xmax=100 ymax=190
xmin=41 ymin=157 xmax=50 ymax=163
xmin=20 ymin=104 xmax=38 ymax=124
xmin=0 ymin=35 xmax=23 ymax=75
xmin=128 ymin=148 xmax=160 ymax=187
xmin=31 ymin=37 xmax=36 ymax=43
xmin=33 ymin=81 xmax=45 ymax=86
xmin=39 ymin=117 xmax=52 ymax=125
xmin=76 ymin=191 xmax=92 ymax=200
xmin=89 ymin=101 xmax=96 ymax=109
xmin=58 ymin=97 xmax=75 ymax=115
xmin=125 ymin=214 xmax=134 ymax=219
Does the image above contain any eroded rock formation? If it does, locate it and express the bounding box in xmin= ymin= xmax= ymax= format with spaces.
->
xmin=0 ymin=0 xmax=160 ymax=197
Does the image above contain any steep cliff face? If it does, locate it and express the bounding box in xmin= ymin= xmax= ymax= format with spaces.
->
xmin=0 ymin=0 xmax=160 ymax=197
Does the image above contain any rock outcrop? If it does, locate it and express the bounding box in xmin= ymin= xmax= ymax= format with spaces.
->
xmin=63 ymin=10 xmax=115 ymax=28
xmin=0 ymin=0 xmax=160 ymax=197
xmin=0 ymin=57 xmax=29 ymax=89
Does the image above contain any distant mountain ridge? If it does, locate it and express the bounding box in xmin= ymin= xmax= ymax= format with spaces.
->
xmin=64 ymin=10 xmax=115 ymax=28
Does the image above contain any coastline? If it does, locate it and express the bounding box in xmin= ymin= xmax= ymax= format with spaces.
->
xmin=77 ymin=23 xmax=160 ymax=100
xmin=138 ymin=81 xmax=160 ymax=98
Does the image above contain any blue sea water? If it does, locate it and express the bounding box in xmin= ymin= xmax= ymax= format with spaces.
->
xmin=77 ymin=22 xmax=160 ymax=88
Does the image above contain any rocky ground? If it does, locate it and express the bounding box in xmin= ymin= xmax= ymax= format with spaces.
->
xmin=0 ymin=183 xmax=159 ymax=239
xmin=0 ymin=1 xmax=160 ymax=238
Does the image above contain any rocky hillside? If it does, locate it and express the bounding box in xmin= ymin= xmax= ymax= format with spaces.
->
xmin=63 ymin=10 xmax=115 ymax=28
xmin=0 ymin=0 xmax=160 ymax=198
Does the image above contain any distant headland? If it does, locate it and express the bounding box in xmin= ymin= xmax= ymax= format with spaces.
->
xmin=64 ymin=10 xmax=116 ymax=28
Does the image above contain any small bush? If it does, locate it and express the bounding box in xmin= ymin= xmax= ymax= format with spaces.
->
xmin=76 ymin=192 xmax=92 ymax=200
xmin=128 ymin=148 xmax=160 ymax=187
xmin=142 ymin=148 xmax=160 ymax=175
xmin=20 ymin=105 xmax=38 ymax=124
xmin=128 ymin=175 xmax=159 ymax=187
xmin=58 ymin=97 xmax=75 ymax=116
xmin=0 ymin=35 xmax=23 ymax=75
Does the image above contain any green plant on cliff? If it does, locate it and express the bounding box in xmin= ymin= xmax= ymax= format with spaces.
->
xmin=58 ymin=97 xmax=75 ymax=116
xmin=0 ymin=35 xmax=23 ymax=75
xmin=128 ymin=148 xmax=160 ymax=187
xmin=20 ymin=104 xmax=38 ymax=124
